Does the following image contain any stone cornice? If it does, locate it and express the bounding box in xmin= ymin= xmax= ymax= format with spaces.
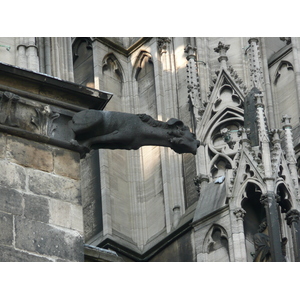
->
xmin=93 ymin=37 xmax=153 ymax=57
xmin=268 ymin=44 xmax=293 ymax=68
xmin=0 ymin=63 xmax=113 ymax=157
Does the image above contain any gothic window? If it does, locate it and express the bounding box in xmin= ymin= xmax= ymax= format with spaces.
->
xmin=210 ymin=156 xmax=231 ymax=179
xmin=273 ymin=60 xmax=298 ymax=128
xmin=102 ymin=54 xmax=123 ymax=111
xmin=72 ymin=37 xmax=94 ymax=88
xmin=204 ymin=225 xmax=230 ymax=262
xmin=135 ymin=52 xmax=156 ymax=116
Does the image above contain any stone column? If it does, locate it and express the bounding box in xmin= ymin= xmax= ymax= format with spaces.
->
xmin=232 ymin=207 xmax=247 ymax=262
xmin=16 ymin=37 xmax=27 ymax=69
xmin=185 ymin=42 xmax=203 ymax=128
xmin=255 ymin=93 xmax=285 ymax=261
xmin=16 ymin=38 xmax=39 ymax=72
xmin=286 ymin=209 xmax=300 ymax=262
xmin=26 ymin=37 xmax=39 ymax=72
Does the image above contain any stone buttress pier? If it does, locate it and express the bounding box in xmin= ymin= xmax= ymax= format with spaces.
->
xmin=0 ymin=62 xmax=112 ymax=261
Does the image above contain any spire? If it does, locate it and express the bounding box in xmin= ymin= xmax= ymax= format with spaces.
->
xmin=282 ymin=114 xmax=299 ymax=199
xmin=185 ymin=43 xmax=204 ymax=126
xmin=248 ymin=38 xmax=264 ymax=90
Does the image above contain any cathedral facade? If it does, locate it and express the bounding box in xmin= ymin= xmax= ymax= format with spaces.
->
xmin=0 ymin=37 xmax=299 ymax=262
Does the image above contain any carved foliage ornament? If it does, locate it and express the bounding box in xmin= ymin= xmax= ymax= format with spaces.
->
xmin=31 ymin=105 xmax=60 ymax=136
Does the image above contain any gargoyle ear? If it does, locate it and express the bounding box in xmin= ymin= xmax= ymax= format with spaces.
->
xmin=167 ymin=118 xmax=184 ymax=127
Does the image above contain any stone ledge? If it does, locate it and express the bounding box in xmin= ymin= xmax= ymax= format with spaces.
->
xmin=0 ymin=62 xmax=113 ymax=109
xmin=84 ymin=244 xmax=124 ymax=262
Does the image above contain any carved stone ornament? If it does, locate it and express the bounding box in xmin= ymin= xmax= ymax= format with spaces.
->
xmin=282 ymin=114 xmax=292 ymax=129
xmin=0 ymin=91 xmax=20 ymax=127
xmin=233 ymin=207 xmax=246 ymax=220
xmin=194 ymin=174 xmax=209 ymax=194
xmin=260 ymin=193 xmax=269 ymax=207
xmin=157 ymin=37 xmax=171 ymax=54
xmin=252 ymin=218 xmax=271 ymax=262
xmin=31 ymin=105 xmax=60 ymax=136
xmin=286 ymin=209 xmax=300 ymax=227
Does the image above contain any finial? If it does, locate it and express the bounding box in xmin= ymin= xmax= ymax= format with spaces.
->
xmin=254 ymin=93 xmax=264 ymax=107
xmin=214 ymin=41 xmax=230 ymax=69
xmin=282 ymin=114 xmax=292 ymax=129
xmin=184 ymin=44 xmax=197 ymax=61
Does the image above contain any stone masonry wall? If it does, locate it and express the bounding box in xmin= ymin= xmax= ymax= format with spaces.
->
xmin=0 ymin=133 xmax=84 ymax=261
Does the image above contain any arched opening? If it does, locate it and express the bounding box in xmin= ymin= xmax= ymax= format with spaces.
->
xmin=241 ymin=182 xmax=265 ymax=261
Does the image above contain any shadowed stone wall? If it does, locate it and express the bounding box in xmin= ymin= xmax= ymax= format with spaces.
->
xmin=0 ymin=134 xmax=83 ymax=261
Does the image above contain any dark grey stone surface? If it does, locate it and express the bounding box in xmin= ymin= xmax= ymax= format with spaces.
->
xmin=0 ymin=186 xmax=23 ymax=215
xmin=15 ymin=216 xmax=84 ymax=261
xmin=0 ymin=245 xmax=52 ymax=262
xmin=23 ymin=194 xmax=50 ymax=223
xmin=27 ymin=169 xmax=81 ymax=205
xmin=0 ymin=211 xmax=13 ymax=246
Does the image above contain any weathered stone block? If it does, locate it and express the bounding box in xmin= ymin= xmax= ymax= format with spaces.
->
xmin=49 ymin=199 xmax=83 ymax=233
xmin=23 ymin=194 xmax=49 ymax=223
xmin=15 ymin=216 xmax=84 ymax=261
xmin=53 ymin=148 xmax=80 ymax=180
xmin=0 ymin=211 xmax=13 ymax=246
xmin=6 ymin=136 xmax=53 ymax=172
xmin=0 ymin=186 xmax=23 ymax=215
xmin=0 ymin=245 xmax=52 ymax=262
xmin=0 ymin=160 xmax=26 ymax=190
xmin=27 ymin=169 xmax=81 ymax=205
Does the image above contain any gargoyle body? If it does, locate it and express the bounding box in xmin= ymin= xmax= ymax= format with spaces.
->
xmin=69 ymin=109 xmax=200 ymax=155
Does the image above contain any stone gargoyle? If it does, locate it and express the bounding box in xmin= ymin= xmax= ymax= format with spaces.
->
xmin=69 ymin=109 xmax=200 ymax=155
